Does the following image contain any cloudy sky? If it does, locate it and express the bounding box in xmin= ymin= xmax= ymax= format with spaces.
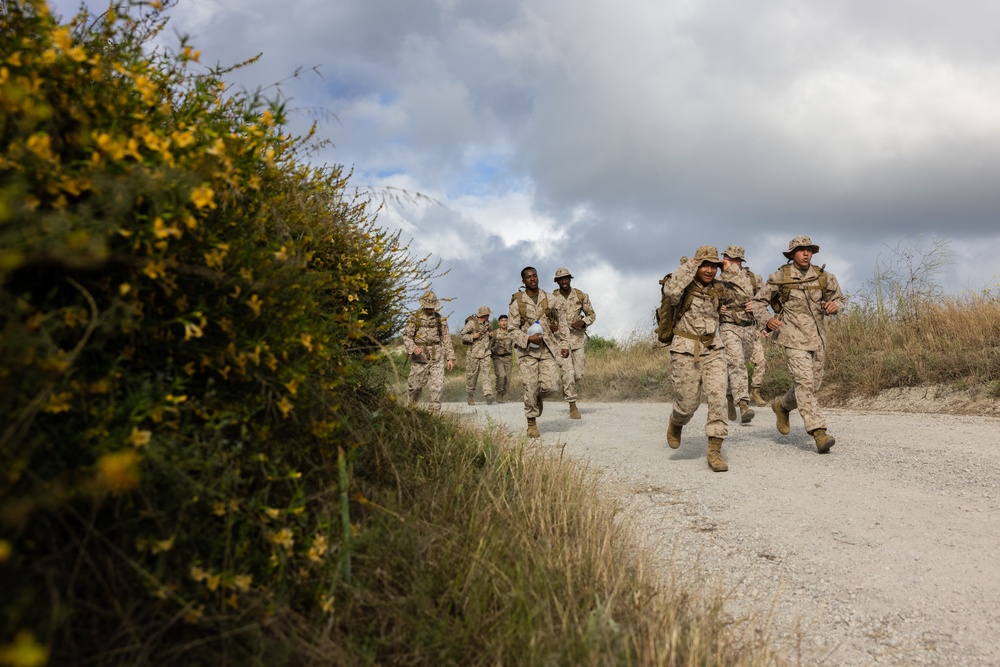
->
xmin=52 ymin=0 xmax=1000 ymax=338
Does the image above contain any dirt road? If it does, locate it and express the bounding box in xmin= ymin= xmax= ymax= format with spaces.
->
xmin=449 ymin=401 xmax=1000 ymax=666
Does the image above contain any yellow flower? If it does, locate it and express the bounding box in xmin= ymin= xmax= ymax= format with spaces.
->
xmin=183 ymin=605 xmax=204 ymax=624
xmin=183 ymin=322 xmax=204 ymax=341
xmin=308 ymin=534 xmax=328 ymax=563
xmin=248 ymin=294 xmax=263 ymax=317
xmin=26 ymin=133 xmax=54 ymax=161
xmin=274 ymin=246 xmax=288 ymax=261
xmin=213 ymin=502 xmax=226 ymax=517
xmin=190 ymin=565 xmax=208 ymax=582
xmin=263 ymin=507 xmax=281 ymax=519
xmin=320 ymin=595 xmax=335 ymax=614
xmin=97 ymin=450 xmax=141 ymax=494
xmin=43 ymin=392 xmax=72 ymax=413
xmin=143 ymin=260 xmax=166 ymax=280
xmin=268 ymin=528 xmax=294 ymax=551
xmin=190 ymin=185 xmax=216 ymax=210
xmin=300 ymin=334 xmax=313 ymax=352
xmin=277 ymin=396 xmax=293 ymax=417
xmin=0 ymin=630 xmax=49 ymax=667
xmin=152 ymin=536 xmax=175 ymax=554
xmin=129 ymin=427 xmax=152 ymax=447
xmin=284 ymin=378 xmax=299 ymax=396
xmin=0 ymin=540 xmax=12 ymax=564
xmin=231 ymin=574 xmax=253 ymax=592
xmin=153 ymin=217 xmax=182 ymax=240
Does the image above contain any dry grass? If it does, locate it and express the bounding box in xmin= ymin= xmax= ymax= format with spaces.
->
xmin=321 ymin=411 xmax=773 ymax=665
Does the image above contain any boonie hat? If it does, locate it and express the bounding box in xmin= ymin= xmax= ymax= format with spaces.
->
xmin=692 ymin=245 xmax=723 ymax=266
xmin=553 ymin=267 xmax=573 ymax=281
xmin=476 ymin=305 xmax=492 ymax=317
xmin=723 ymin=244 xmax=746 ymax=261
xmin=418 ymin=290 xmax=441 ymax=310
xmin=783 ymin=236 xmax=820 ymax=260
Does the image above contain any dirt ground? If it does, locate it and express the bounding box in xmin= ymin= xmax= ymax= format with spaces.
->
xmin=448 ymin=398 xmax=1000 ymax=666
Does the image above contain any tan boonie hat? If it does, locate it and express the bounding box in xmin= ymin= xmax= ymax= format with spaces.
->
xmin=783 ymin=235 xmax=820 ymax=259
xmin=553 ymin=267 xmax=573 ymax=281
xmin=476 ymin=305 xmax=492 ymax=317
xmin=723 ymin=244 xmax=746 ymax=260
xmin=692 ymin=245 xmax=723 ymax=266
xmin=418 ymin=290 xmax=441 ymax=310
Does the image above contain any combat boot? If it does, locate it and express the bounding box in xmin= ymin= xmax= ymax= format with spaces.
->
xmin=738 ymin=399 xmax=755 ymax=423
xmin=569 ymin=402 xmax=581 ymax=419
xmin=707 ymin=437 xmax=728 ymax=472
xmin=497 ymin=391 xmax=505 ymax=404
xmin=527 ymin=418 xmax=540 ymax=439
xmin=667 ymin=416 xmax=682 ymax=449
xmin=811 ymin=428 xmax=836 ymax=454
xmin=467 ymin=392 xmax=475 ymax=406
xmin=486 ymin=394 xmax=495 ymax=405
xmin=750 ymin=387 xmax=767 ymax=407
xmin=772 ymin=398 xmax=790 ymax=435
xmin=727 ymin=395 xmax=737 ymax=421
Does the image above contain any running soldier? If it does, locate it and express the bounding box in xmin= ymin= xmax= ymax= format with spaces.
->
xmin=744 ymin=262 xmax=769 ymax=407
xmin=490 ymin=314 xmax=514 ymax=403
xmin=508 ymin=267 xmax=565 ymax=439
xmin=751 ymin=236 xmax=846 ymax=453
xmin=461 ymin=306 xmax=496 ymax=405
xmin=663 ymin=246 xmax=748 ymax=472
xmin=551 ymin=267 xmax=596 ymax=419
xmin=719 ymin=245 xmax=758 ymax=424
xmin=402 ymin=290 xmax=456 ymax=413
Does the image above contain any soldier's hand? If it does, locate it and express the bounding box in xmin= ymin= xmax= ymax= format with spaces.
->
xmin=719 ymin=304 xmax=728 ymax=314
xmin=561 ymin=348 xmax=570 ymax=358
xmin=412 ymin=347 xmax=423 ymax=356
xmin=766 ymin=317 xmax=782 ymax=331
xmin=823 ymin=301 xmax=839 ymax=315
xmin=744 ymin=303 xmax=754 ymax=312
xmin=446 ymin=360 xmax=455 ymax=371
xmin=570 ymin=320 xmax=585 ymax=330
xmin=528 ymin=333 xmax=543 ymax=346
xmin=472 ymin=332 xmax=481 ymax=339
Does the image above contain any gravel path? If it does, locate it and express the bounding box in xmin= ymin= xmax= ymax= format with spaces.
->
xmin=447 ymin=400 xmax=1000 ymax=666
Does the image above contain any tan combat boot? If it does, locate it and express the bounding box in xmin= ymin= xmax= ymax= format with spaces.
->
xmin=811 ymin=428 xmax=836 ymax=454
xmin=727 ymin=395 xmax=737 ymax=421
xmin=750 ymin=387 xmax=767 ymax=407
xmin=486 ymin=394 xmax=495 ymax=405
xmin=738 ymin=399 xmax=755 ymax=423
xmin=772 ymin=398 xmax=791 ymax=435
xmin=667 ymin=416 xmax=682 ymax=449
xmin=569 ymin=402 xmax=581 ymax=419
xmin=707 ymin=437 xmax=728 ymax=472
xmin=527 ymin=418 xmax=540 ymax=439
xmin=467 ymin=392 xmax=475 ymax=405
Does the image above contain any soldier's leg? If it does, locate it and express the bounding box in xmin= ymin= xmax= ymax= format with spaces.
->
xmin=794 ymin=347 xmax=827 ymax=433
xmin=520 ymin=354 xmax=542 ymax=419
xmin=783 ymin=347 xmax=825 ymax=431
xmin=539 ymin=352 xmax=561 ymax=400
xmin=466 ymin=357 xmax=479 ymax=394
xmin=701 ymin=348 xmax=730 ymax=440
xmin=477 ymin=357 xmax=495 ymax=402
xmin=669 ymin=352 xmax=701 ymax=427
xmin=559 ymin=353 xmax=578 ymax=402
xmin=407 ymin=362 xmax=430 ymax=405
xmin=749 ymin=330 xmax=766 ymax=389
xmin=426 ymin=359 xmax=446 ymax=413
xmin=721 ymin=325 xmax=750 ymax=404
xmin=573 ymin=348 xmax=586 ymax=382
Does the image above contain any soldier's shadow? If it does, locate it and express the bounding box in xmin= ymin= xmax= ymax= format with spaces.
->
xmin=668 ymin=446 xmax=703 ymax=461
xmin=770 ymin=434 xmax=817 ymax=453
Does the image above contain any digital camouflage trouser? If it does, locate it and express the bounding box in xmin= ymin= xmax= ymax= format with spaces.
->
xmin=779 ymin=346 xmax=826 ymax=433
xmin=670 ymin=347 xmax=728 ymax=439
xmin=559 ymin=347 xmax=586 ymax=402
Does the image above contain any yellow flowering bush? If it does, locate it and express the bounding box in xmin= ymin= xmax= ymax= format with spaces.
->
xmin=0 ymin=1 xmax=434 ymax=662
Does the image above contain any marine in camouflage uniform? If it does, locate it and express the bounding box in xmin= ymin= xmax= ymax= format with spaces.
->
xmin=551 ymin=267 xmax=596 ymax=419
xmin=402 ymin=290 xmax=456 ymax=414
xmin=663 ymin=246 xmax=748 ymax=472
xmin=745 ymin=264 xmax=768 ymax=407
xmin=751 ymin=236 xmax=845 ymax=453
xmin=719 ymin=245 xmax=758 ymax=424
xmin=461 ymin=305 xmax=495 ymax=405
xmin=490 ymin=315 xmax=514 ymax=403
xmin=508 ymin=266 xmax=565 ymax=438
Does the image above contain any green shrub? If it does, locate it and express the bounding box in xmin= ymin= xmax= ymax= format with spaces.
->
xmin=0 ymin=1 xmax=433 ymax=661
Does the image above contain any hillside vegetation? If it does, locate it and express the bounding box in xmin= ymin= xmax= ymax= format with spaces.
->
xmin=0 ymin=3 xmax=769 ymax=665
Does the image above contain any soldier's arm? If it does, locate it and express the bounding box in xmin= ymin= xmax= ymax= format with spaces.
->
xmin=508 ymin=298 xmax=528 ymax=348
xmin=402 ymin=318 xmax=417 ymax=354
xmin=662 ymin=260 xmax=699 ymax=304
xmin=823 ymin=273 xmax=847 ymax=313
xmin=580 ymin=292 xmax=596 ymax=327
xmin=441 ymin=318 xmax=456 ymax=361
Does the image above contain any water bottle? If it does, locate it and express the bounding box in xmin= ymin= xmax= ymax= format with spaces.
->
xmin=526 ymin=320 xmax=543 ymax=348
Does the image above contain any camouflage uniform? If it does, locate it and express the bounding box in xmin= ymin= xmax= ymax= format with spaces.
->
xmin=746 ymin=267 xmax=767 ymax=395
xmin=461 ymin=306 xmax=495 ymax=403
xmin=402 ymin=291 xmax=456 ymax=413
xmin=490 ymin=323 xmax=514 ymax=402
xmin=751 ymin=237 xmax=845 ymax=436
xmin=550 ymin=268 xmax=596 ymax=404
xmin=719 ymin=259 xmax=757 ymax=408
xmin=664 ymin=252 xmax=746 ymax=441
xmin=508 ymin=289 xmax=564 ymax=421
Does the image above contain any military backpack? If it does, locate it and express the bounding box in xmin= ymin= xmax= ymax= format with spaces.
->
xmin=655 ymin=276 xmax=725 ymax=345
xmin=767 ymin=263 xmax=828 ymax=315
